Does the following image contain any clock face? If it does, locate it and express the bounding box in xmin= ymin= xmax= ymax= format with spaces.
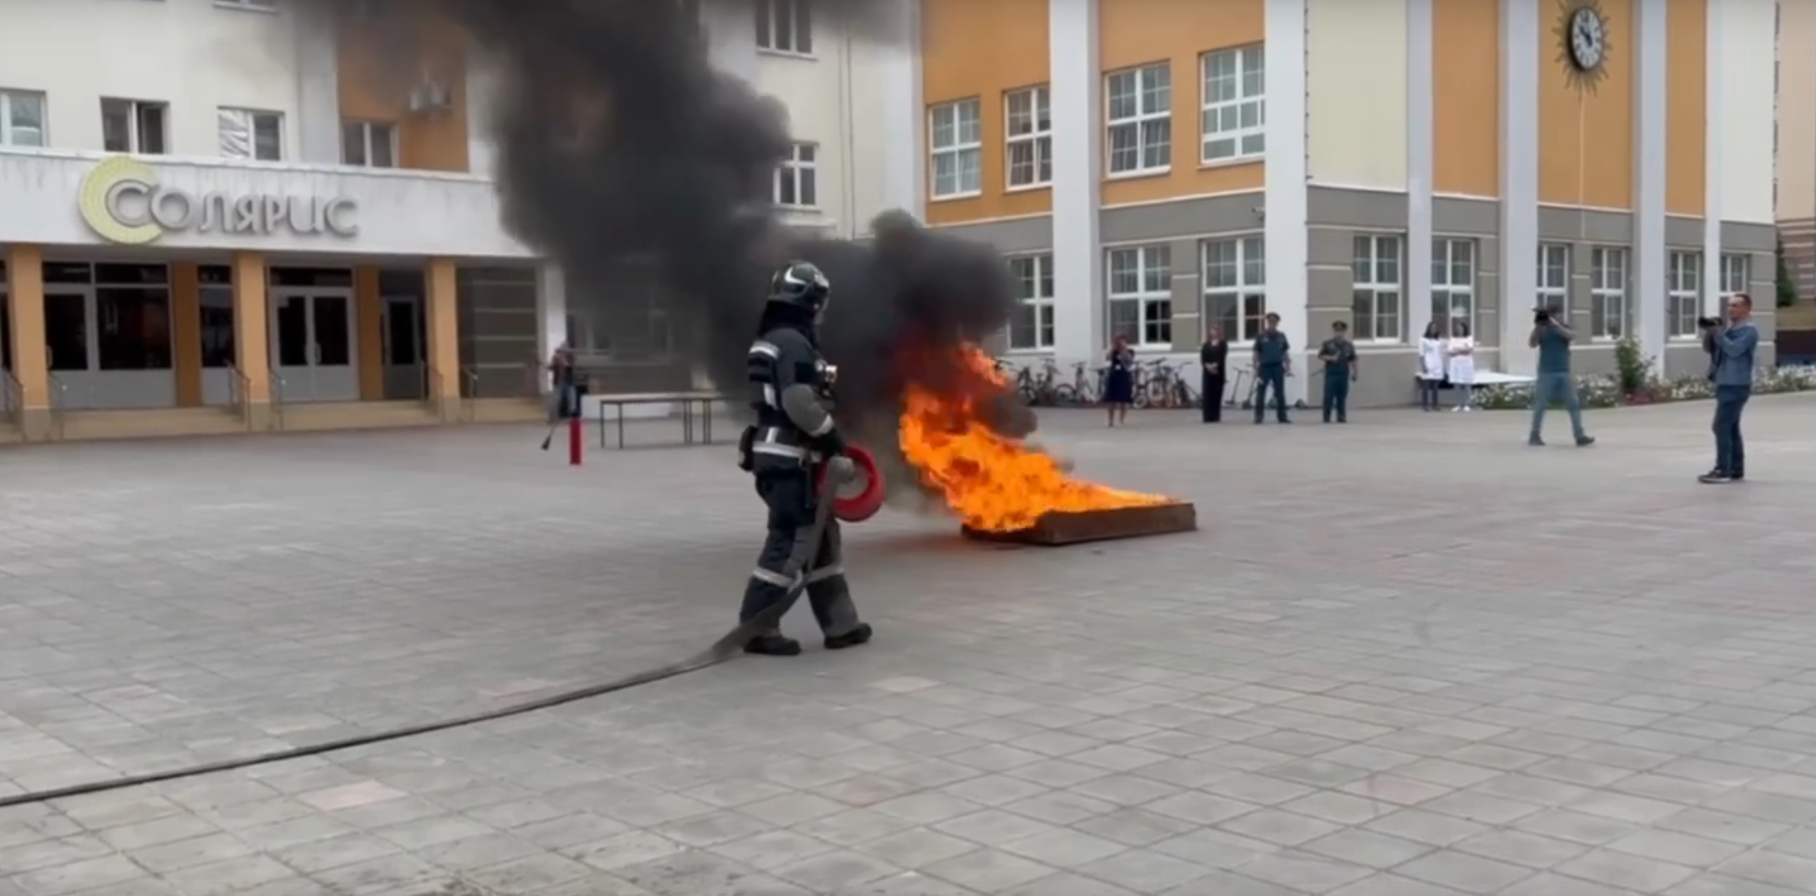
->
xmin=1568 ymin=8 xmax=1606 ymax=70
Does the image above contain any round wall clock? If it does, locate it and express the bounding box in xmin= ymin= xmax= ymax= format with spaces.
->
xmin=1554 ymin=0 xmax=1612 ymax=92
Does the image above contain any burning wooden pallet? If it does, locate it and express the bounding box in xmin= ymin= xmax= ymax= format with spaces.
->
xmin=961 ymin=502 xmax=1198 ymax=546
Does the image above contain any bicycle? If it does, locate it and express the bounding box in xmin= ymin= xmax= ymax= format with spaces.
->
xmin=1142 ymin=359 xmax=1199 ymax=409
xmin=1013 ymin=358 xmax=1062 ymax=405
xmin=1054 ymin=361 xmax=1101 ymax=406
xmin=1238 ymin=364 xmax=1314 ymax=411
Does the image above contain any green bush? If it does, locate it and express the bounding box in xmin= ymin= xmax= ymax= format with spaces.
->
xmin=1612 ymin=336 xmax=1653 ymax=397
xmin=1778 ymin=236 xmax=1799 ymax=308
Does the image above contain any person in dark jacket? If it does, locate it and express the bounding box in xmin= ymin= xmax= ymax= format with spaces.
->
xmin=1199 ymin=326 xmax=1227 ymax=422
xmin=1103 ymin=335 xmax=1135 ymax=426
xmin=1252 ymin=313 xmax=1292 ymax=424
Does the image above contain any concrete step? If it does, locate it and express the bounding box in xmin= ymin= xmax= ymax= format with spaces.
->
xmin=59 ymin=407 xmax=248 ymax=441
xmin=277 ymin=400 xmax=441 ymax=432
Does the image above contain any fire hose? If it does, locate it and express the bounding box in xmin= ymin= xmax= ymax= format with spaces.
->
xmin=0 ymin=447 xmax=886 ymax=810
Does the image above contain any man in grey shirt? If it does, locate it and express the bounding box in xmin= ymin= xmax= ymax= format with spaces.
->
xmin=1699 ymin=293 xmax=1760 ymax=483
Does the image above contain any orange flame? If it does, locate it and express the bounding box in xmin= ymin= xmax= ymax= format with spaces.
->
xmin=898 ymin=345 xmax=1170 ymax=532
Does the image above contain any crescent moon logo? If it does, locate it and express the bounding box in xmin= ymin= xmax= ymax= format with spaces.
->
xmin=78 ymin=156 xmax=163 ymax=245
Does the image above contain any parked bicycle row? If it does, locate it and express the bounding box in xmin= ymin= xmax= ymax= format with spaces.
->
xmin=991 ymin=354 xmax=1318 ymax=411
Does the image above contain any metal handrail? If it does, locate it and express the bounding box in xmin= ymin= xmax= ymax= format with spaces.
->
xmin=1 ymin=368 xmax=21 ymax=430
xmin=458 ymin=366 xmax=479 ymax=422
xmin=424 ymin=366 xmax=443 ymax=418
xmin=225 ymin=363 xmax=254 ymax=431
xmin=267 ymin=367 xmax=287 ymax=430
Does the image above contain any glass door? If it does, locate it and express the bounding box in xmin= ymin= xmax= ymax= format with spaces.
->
xmin=269 ymin=290 xmax=358 ymax=402
xmin=382 ymin=295 xmax=425 ymax=400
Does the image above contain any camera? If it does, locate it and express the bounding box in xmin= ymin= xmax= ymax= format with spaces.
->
xmin=1697 ymin=316 xmax=1722 ymax=329
xmin=1534 ymin=308 xmax=1551 ymax=324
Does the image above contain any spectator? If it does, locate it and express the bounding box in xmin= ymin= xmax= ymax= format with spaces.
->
xmin=1417 ymin=321 xmax=1445 ymax=411
xmin=1699 ymin=293 xmax=1759 ymax=483
xmin=1317 ymin=320 xmax=1357 ymax=423
xmin=1200 ymin=325 xmax=1227 ymax=423
xmin=1448 ymin=319 xmax=1477 ymax=412
xmin=547 ymin=341 xmax=577 ymax=423
xmin=1252 ymin=312 xmax=1292 ymax=424
xmin=1104 ymin=335 xmax=1135 ymax=427
xmin=1527 ymin=303 xmax=1594 ymax=447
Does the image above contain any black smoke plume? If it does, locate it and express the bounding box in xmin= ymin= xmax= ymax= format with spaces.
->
xmin=330 ymin=0 xmax=1035 ymax=498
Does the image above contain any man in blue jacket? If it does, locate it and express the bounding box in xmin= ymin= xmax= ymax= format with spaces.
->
xmin=1699 ymin=293 xmax=1760 ymax=483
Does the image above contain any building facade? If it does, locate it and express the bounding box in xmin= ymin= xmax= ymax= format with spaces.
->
xmin=0 ymin=0 xmax=905 ymax=441
xmin=1779 ymin=0 xmax=1813 ymax=302
xmin=915 ymin=0 xmax=1779 ymax=407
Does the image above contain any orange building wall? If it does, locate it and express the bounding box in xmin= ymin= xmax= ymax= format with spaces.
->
xmin=336 ymin=16 xmax=471 ymax=172
xmin=1538 ymin=0 xmax=1635 ymax=209
xmin=1098 ymin=0 xmax=1265 ymax=206
xmin=1433 ymin=0 xmax=1500 ymax=197
xmin=920 ymin=0 xmax=1053 ymax=224
xmin=1665 ymin=0 xmax=1707 ymax=215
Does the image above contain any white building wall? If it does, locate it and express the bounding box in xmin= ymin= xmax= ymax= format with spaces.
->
xmin=0 ymin=0 xmax=305 ymax=159
xmin=1716 ymin=0 xmax=1777 ymax=225
xmin=1305 ymin=0 xmax=1409 ymax=190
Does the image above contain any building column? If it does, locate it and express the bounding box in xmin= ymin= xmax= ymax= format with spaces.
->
xmin=293 ymin=3 xmax=342 ymax=165
xmin=1406 ymin=0 xmax=1435 ymax=349
xmin=1632 ymin=0 xmax=1669 ymax=369
xmin=231 ymin=251 xmax=273 ymax=428
xmin=534 ymin=262 xmax=567 ymax=395
xmin=1264 ymin=0 xmax=1310 ymax=403
xmin=425 ymin=258 xmax=461 ymax=420
xmin=171 ymin=262 xmax=202 ymax=407
xmin=880 ymin=0 xmax=924 ymax=221
xmin=1049 ymin=0 xmax=1101 ymax=366
xmin=1499 ymin=0 xmax=1541 ymax=374
xmin=1701 ymin=0 xmax=1723 ymax=318
xmin=4 ymin=245 xmax=50 ymax=441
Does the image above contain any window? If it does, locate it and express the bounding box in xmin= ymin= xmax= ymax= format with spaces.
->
xmin=1203 ymin=236 xmax=1267 ymax=342
xmin=1106 ymin=63 xmax=1171 ymax=175
xmin=100 ymin=98 xmax=168 ymax=154
xmin=1351 ymin=235 xmax=1402 ymax=341
xmin=198 ymin=265 xmax=235 ymax=368
xmin=1721 ymin=253 xmax=1751 ymax=297
xmin=755 ymin=0 xmax=812 ymax=54
xmin=1107 ymin=245 xmax=1172 ymax=346
xmin=1201 ymin=45 xmax=1264 ymax=162
xmin=1431 ymin=238 xmax=1476 ymax=329
xmin=773 ymin=142 xmax=817 ymax=207
xmin=1005 ymin=86 xmax=1052 ymax=189
xmin=1668 ymin=251 xmax=1702 ymax=339
xmin=342 ymin=120 xmax=397 ymax=168
xmin=0 ymin=89 xmax=46 ymax=147
xmin=218 ymin=108 xmax=283 ymax=161
xmin=1590 ymin=246 xmax=1629 ymax=339
xmin=215 ymin=0 xmax=277 ymax=9
xmin=928 ymin=99 xmax=981 ymax=198
xmin=1006 ymin=254 xmax=1054 ymax=351
xmin=1537 ymin=242 xmax=1570 ymax=317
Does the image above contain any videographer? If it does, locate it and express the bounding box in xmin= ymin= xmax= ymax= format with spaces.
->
xmin=1698 ymin=293 xmax=1760 ymax=483
xmin=1527 ymin=302 xmax=1595 ymax=447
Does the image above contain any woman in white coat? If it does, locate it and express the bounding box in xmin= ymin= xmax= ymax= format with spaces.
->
xmin=1447 ymin=320 xmax=1477 ymax=412
xmin=1417 ymin=321 xmax=1446 ymax=411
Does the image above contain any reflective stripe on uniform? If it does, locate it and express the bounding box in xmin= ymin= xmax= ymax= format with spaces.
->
xmin=762 ymin=384 xmax=777 ymax=407
xmin=750 ymin=567 xmax=795 ymax=587
xmin=752 ymin=443 xmax=806 ymax=459
xmin=803 ymin=564 xmax=843 ymax=583
xmin=805 ymin=415 xmax=834 ymax=436
xmin=749 ymin=340 xmax=779 ymax=358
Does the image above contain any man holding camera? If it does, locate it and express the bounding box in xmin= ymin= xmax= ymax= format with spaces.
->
xmin=1527 ymin=303 xmax=1595 ymax=447
xmin=1699 ymin=294 xmax=1759 ymax=483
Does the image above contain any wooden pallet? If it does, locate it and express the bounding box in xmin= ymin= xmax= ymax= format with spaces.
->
xmin=961 ymin=503 xmax=1197 ymax=546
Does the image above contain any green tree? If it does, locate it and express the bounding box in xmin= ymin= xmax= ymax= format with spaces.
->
xmin=1778 ymin=236 xmax=1799 ymax=308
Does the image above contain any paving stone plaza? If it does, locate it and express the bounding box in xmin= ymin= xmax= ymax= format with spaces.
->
xmin=5 ymin=397 xmax=1816 ymax=896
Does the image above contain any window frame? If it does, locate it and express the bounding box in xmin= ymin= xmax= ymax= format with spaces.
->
xmin=754 ymin=0 xmax=813 ymax=56
xmin=1200 ymin=44 xmax=1265 ymax=164
xmin=214 ymin=0 xmax=277 ymax=10
xmin=1720 ymin=252 xmax=1751 ymax=298
xmin=1004 ymin=85 xmax=1052 ymax=191
xmin=928 ymin=98 xmax=982 ymax=200
xmin=773 ymin=141 xmax=818 ymax=208
xmin=1201 ymin=235 xmax=1268 ymax=344
xmin=100 ymin=97 xmax=169 ymax=155
xmin=1536 ymin=242 xmax=1570 ymax=319
xmin=1349 ymin=234 xmax=1403 ymax=343
xmin=1667 ymin=250 xmax=1702 ymax=340
xmin=217 ymin=107 xmax=284 ymax=162
xmin=0 ymin=88 xmax=47 ymax=148
xmin=1004 ymin=253 xmax=1055 ymax=352
xmin=1431 ymin=237 xmax=1477 ymax=334
xmin=1106 ymin=244 xmax=1174 ymax=348
xmin=1589 ymin=246 xmax=1630 ymax=341
xmin=1104 ymin=62 xmax=1172 ymax=177
xmin=341 ymin=120 xmax=399 ymax=168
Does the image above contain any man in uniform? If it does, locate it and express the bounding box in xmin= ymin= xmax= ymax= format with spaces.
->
xmin=1252 ymin=312 xmax=1292 ymax=424
xmin=736 ymin=260 xmax=874 ymax=656
xmin=1318 ymin=321 xmax=1358 ymax=423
